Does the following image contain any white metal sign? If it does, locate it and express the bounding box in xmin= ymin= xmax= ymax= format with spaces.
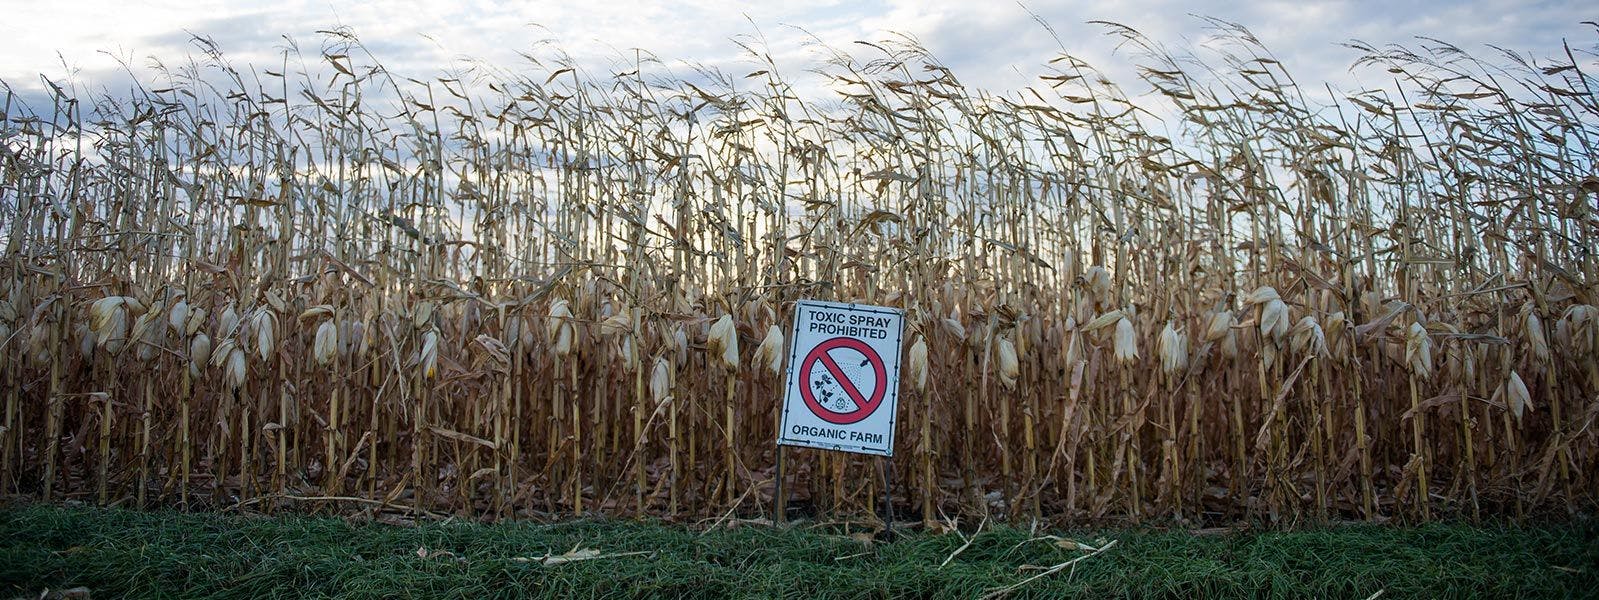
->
xmin=777 ymin=300 xmax=905 ymax=456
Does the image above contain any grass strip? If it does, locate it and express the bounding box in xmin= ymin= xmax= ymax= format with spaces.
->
xmin=1 ymin=504 xmax=1594 ymax=599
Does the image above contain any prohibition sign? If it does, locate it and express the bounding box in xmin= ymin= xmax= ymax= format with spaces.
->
xmin=798 ymin=337 xmax=888 ymax=425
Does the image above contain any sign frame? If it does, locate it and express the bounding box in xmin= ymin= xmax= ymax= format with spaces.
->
xmin=776 ymin=299 xmax=905 ymax=457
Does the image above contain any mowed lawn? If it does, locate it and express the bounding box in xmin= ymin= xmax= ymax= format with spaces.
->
xmin=1 ymin=504 xmax=1594 ymax=599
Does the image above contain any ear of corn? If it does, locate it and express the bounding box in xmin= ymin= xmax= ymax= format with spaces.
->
xmin=1158 ymin=322 xmax=1189 ymax=374
xmin=755 ymin=325 xmax=785 ymax=377
xmin=997 ymin=335 xmax=1020 ymax=389
xmin=708 ymin=314 xmax=739 ymax=371
xmin=1113 ymin=317 xmax=1139 ymax=363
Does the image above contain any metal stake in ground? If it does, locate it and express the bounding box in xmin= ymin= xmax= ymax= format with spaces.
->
xmin=774 ymin=445 xmax=786 ymax=524
xmin=881 ymin=456 xmax=894 ymax=539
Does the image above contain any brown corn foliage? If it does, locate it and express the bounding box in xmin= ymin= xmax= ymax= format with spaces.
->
xmin=0 ymin=21 xmax=1595 ymax=526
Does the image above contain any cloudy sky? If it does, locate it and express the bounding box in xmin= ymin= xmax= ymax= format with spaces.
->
xmin=1 ymin=0 xmax=1592 ymax=108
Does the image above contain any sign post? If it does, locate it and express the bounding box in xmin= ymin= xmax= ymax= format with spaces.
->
xmin=775 ymin=300 xmax=904 ymax=529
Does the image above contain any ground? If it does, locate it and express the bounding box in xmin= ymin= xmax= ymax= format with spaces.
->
xmin=1 ymin=504 xmax=1595 ymax=599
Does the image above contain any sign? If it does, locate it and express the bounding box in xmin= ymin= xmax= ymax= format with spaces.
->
xmin=778 ymin=300 xmax=904 ymax=456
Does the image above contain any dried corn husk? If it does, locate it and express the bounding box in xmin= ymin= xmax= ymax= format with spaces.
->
xmin=997 ymin=335 xmax=1019 ymax=389
xmin=650 ymin=356 xmax=672 ymax=403
xmin=1405 ymin=322 xmax=1433 ymax=378
xmin=251 ymin=309 xmax=277 ymax=362
xmin=672 ymin=325 xmax=689 ymax=368
xmin=754 ymin=325 xmax=784 ymax=376
xmin=1260 ymin=299 xmax=1289 ymax=343
xmin=471 ymin=334 xmax=510 ymax=371
xmin=223 ymin=347 xmax=247 ymax=392
xmin=1113 ymin=316 xmax=1138 ymax=363
xmin=1523 ymin=306 xmax=1549 ymax=365
xmin=299 ymin=305 xmax=334 ymax=322
xmin=420 ymin=329 xmax=440 ymax=379
xmin=313 ymin=320 xmax=338 ymax=366
xmin=189 ymin=333 xmax=212 ymax=379
xmin=708 ymin=314 xmax=739 ymax=370
xmin=219 ymin=303 xmax=240 ymax=336
xmin=1083 ymin=309 xmax=1125 ymax=331
xmin=130 ymin=307 xmax=164 ymax=362
xmin=1290 ymin=316 xmax=1327 ymax=358
xmin=1244 ymin=286 xmax=1280 ymax=305
xmin=168 ymin=300 xmax=190 ymax=333
xmin=1063 ymin=317 xmax=1084 ymax=367
xmin=1325 ymin=311 xmax=1347 ymax=354
xmin=940 ymin=317 xmax=966 ymax=341
xmin=185 ymin=306 xmax=208 ymax=337
xmin=27 ymin=322 xmax=50 ymax=366
xmin=1506 ymin=371 xmax=1532 ymax=421
xmin=907 ymin=335 xmax=929 ymax=392
xmin=210 ymin=338 xmax=238 ymax=368
xmin=1086 ymin=266 xmax=1112 ymax=302
xmin=1158 ymin=321 xmax=1188 ymax=373
xmin=548 ymin=300 xmax=575 ymax=356
xmin=598 ymin=310 xmax=632 ymax=337
xmin=1203 ymin=310 xmax=1233 ymax=342
xmin=89 ymin=296 xmax=131 ymax=351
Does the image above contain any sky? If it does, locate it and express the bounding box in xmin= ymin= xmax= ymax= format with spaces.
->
xmin=1 ymin=0 xmax=1593 ymax=112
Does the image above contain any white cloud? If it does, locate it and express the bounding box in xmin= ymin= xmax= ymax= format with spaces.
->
xmin=1 ymin=0 xmax=1591 ymax=108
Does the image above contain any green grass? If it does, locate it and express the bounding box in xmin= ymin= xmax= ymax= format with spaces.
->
xmin=1 ymin=504 xmax=1594 ymax=599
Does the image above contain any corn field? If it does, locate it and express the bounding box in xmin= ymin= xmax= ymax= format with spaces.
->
xmin=1 ymin=22 xmax=1596 ymax=526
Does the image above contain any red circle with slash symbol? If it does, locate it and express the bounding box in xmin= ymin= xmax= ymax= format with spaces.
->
xmin=798 ymin=337 xmax=887 ymax=425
